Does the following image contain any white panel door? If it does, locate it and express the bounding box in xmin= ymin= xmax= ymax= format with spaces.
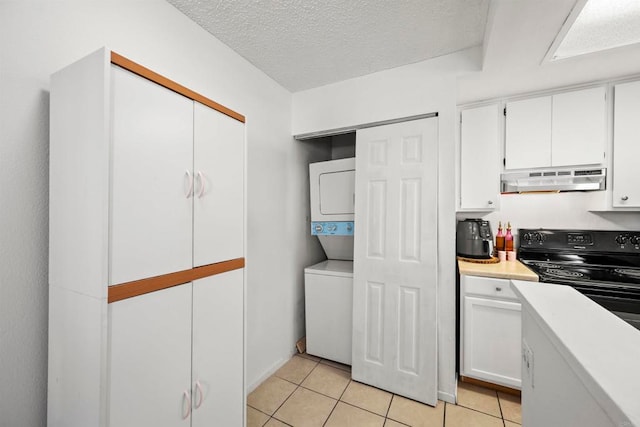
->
xmin=191 ymin=270 xmax=244 ymax=427
xmin=111 ymin=66 xmax=193 ymax=284
xmin=193 ymin=103 xmax=244 ymax=266
xmin=552 ymin=87 xmax=606 ymax=167
xmin=462 ymin=296 xmax=521 ymax=388
xmin=505 ymin=96 xmax=552 ymax=169
xmin=353 ymin=118 xmax=438 ymax=405
xmin=108 ymin=284 xmax=192 ymax=427
xmin=460 ymin=105 xmax=501 ymax=210
xmin=613 ymin=81 xmax=640 ymax=207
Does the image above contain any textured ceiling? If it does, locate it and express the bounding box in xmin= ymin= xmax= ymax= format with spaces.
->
xmin=166 ymin=0 xmax=489 ymax=92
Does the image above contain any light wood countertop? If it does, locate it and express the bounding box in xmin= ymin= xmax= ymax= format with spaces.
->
xmin=458 ymin=259 xmax=538 ymax=282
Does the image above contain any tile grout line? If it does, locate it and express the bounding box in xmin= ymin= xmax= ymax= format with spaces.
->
xmin=268 ymin=357 xmax=322 ymax=425
xmin=443 ymin=401 xmax=447 ymax=427
xmin=321 ymin=378 xmax=352 ymax=427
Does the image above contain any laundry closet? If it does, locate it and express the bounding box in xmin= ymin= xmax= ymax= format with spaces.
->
xmin=299 ymin=115 xmax=441 ymax=405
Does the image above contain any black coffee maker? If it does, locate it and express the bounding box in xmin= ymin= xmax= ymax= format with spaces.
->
xmin=456 ymin=219 xmax=493 ymax=259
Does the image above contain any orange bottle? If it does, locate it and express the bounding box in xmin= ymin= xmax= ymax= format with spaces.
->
xmin=495 ymin=222 xmax=505 ymax=252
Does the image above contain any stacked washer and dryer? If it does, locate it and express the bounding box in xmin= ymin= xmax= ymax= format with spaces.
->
xmin=304 ymin=157 xmax=355 ymax=365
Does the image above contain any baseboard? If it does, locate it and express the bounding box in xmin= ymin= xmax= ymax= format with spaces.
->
xmin=459 ymin=376 xmax=521 ymax=396
xmin=246 ymin=348 xmax=297 ymax=394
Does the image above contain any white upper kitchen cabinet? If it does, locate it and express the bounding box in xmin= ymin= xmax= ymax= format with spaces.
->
xmin=505 ymin=96 xmax=552 ymax=169
xmin=612 ymin=80 xmax=640 ymax=208
xmin=459 ymin=104 xmax=501 ymax=211
xmin=552 ymin=86 xmax=606 ymax=167
xmin=504 ymin=87 xmax=606 ymax=169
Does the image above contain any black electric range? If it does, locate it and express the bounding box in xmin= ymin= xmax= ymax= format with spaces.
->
xmin=518 ymin=229 xmax=640 ymax=330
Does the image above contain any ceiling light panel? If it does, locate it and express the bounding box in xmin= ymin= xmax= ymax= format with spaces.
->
xmin=554 ymin=0 xmax=640 ymax=59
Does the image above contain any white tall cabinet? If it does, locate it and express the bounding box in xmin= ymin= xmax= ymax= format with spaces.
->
xmin=48 ymin=48 xmax=245 ymax=427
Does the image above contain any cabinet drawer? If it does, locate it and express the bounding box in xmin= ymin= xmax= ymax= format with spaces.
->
xmin=463 ymin=275 xmax=518 ymax=301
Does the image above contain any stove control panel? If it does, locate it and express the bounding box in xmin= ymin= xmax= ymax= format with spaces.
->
xmin=518 ymin=229 xmax=640 ymax=252
xmin=616 ymin=234 xmax=640 ymax=247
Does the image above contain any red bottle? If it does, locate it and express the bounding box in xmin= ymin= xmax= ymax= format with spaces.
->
xmin=505 ymin=222 xmax=514 ymax=252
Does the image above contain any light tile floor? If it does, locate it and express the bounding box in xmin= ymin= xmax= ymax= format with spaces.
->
xmin=247 ymin=353 xmax=522 ymax=427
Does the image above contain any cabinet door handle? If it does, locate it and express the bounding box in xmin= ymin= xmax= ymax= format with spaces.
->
xmin=182 ymin=390 xmax=192 ymax=420
xmin=621 ymin=195 xmax=629 ymax=201
xmin=496 ymin=287 xmax=502 ymax=291
xmin=194 ymin=380 xmax=204 ymax=409
xmin=196 ymin=171 xmax=206 ymax=198
xmin=184 ymin=170 xmax=194 ymax=199
xmin=488 ymin=200 xmax=494 ymax=205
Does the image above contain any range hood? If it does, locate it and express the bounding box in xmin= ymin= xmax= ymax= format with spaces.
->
xmin=501 ymin=167 xmax=606 ymax=193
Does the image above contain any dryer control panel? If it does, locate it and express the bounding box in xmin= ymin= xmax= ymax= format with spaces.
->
xmin=311 ymin=221 xmax=354 ymax=236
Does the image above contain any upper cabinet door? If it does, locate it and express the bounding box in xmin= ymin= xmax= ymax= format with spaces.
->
xmin=193 ymin=103 xmax=244 ymax=267
xmin=110 ymin=66 xmax=194 ymax=285
xmin=613 ymin=81 xmax=640 ymax=207
xmin=460 ymin=104 xmax=501 ymax=210
xmin=551 ymin=87 xmax=606 ymax=167
xmin=505 ymin=96 xmax=552 ymax=169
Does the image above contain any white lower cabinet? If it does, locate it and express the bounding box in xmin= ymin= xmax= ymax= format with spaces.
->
xmin=108 ymin=270 xmax=244 ymax=426
xmin=460 ymin=275 xmax=522 ymax=389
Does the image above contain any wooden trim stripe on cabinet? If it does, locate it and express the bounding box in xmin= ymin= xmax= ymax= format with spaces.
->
xmin=110 ymin=51 xmax=246 ymax=123
xmin=108 ymin=258 xmax=245 ymax=303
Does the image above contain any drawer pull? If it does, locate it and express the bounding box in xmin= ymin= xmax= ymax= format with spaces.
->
xmin=496 ymin=287 xmax=502 ymax=291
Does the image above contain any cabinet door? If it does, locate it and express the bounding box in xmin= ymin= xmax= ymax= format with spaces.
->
xmin=462 ymin=295 xmax=522 ymax=388
xmin=552 ymin=87 xmax=606 ymax=167
xmin=505 ymin=96 xmax=552 ymax=169
xmin=111 ymin=66 xmax=194 ymax=284
xmin=108 ymin=284 xmax=192 ymax=427
xmin=613 ymin=81 xmax=640 ymax=207
xmin=460 ymin=105 xmax=501 ymax=210
xmin=191 ymin=270 xmax=244 ymax=427
xmin=193 ymin=103 xmax=244 ymax=267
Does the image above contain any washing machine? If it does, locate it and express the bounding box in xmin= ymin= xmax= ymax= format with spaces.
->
xmin=304 ymin=260 xmax=353 ymax=365
xmin=305 ymin=158 xmax=355 ymax=364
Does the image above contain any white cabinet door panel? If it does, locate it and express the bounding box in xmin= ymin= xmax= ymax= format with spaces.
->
xmin=353 ymin=118 xmax=438 ymax=405
xmin=552 ymin=87 xmax=606 ymax=167
xmin=108 ymin=284 xmax=192 ymax=427
xmin=111 ymin=66 xmax=193 ymax=284
xmin=613 ymin=81 xmax=640 ymax=207
xmin=505 ymin=96 xmax=552 ymax=169
xmin=193 ymin=103 xmax=244 ymax=266
xmin=191 ymin=270 xmax=244 ymax=427
xmin=462 ymin=295 xmax=522 ymax=388
xmin=460 ymin=105 xmax=500 ymax=210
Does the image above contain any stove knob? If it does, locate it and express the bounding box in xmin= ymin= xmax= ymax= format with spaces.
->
xmin=616 ymin=234 xmax=628 ymax=245
xmin=630 ymin=235 xmax=640 ymax=245
xmin=533 ymin=233 xmax=543 ymax=242
xmin=522 ymin=233 xmax=532 ymax=242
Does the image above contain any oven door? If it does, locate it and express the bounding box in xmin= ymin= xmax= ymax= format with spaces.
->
xmin=572 ymin=284 xmax=640 ymax=331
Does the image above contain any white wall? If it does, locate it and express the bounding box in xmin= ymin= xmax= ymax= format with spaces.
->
xmin=0 ymin=2 xmax=324 ymax=425
xmin=293 ymin=47 xmax=482 ymax=402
